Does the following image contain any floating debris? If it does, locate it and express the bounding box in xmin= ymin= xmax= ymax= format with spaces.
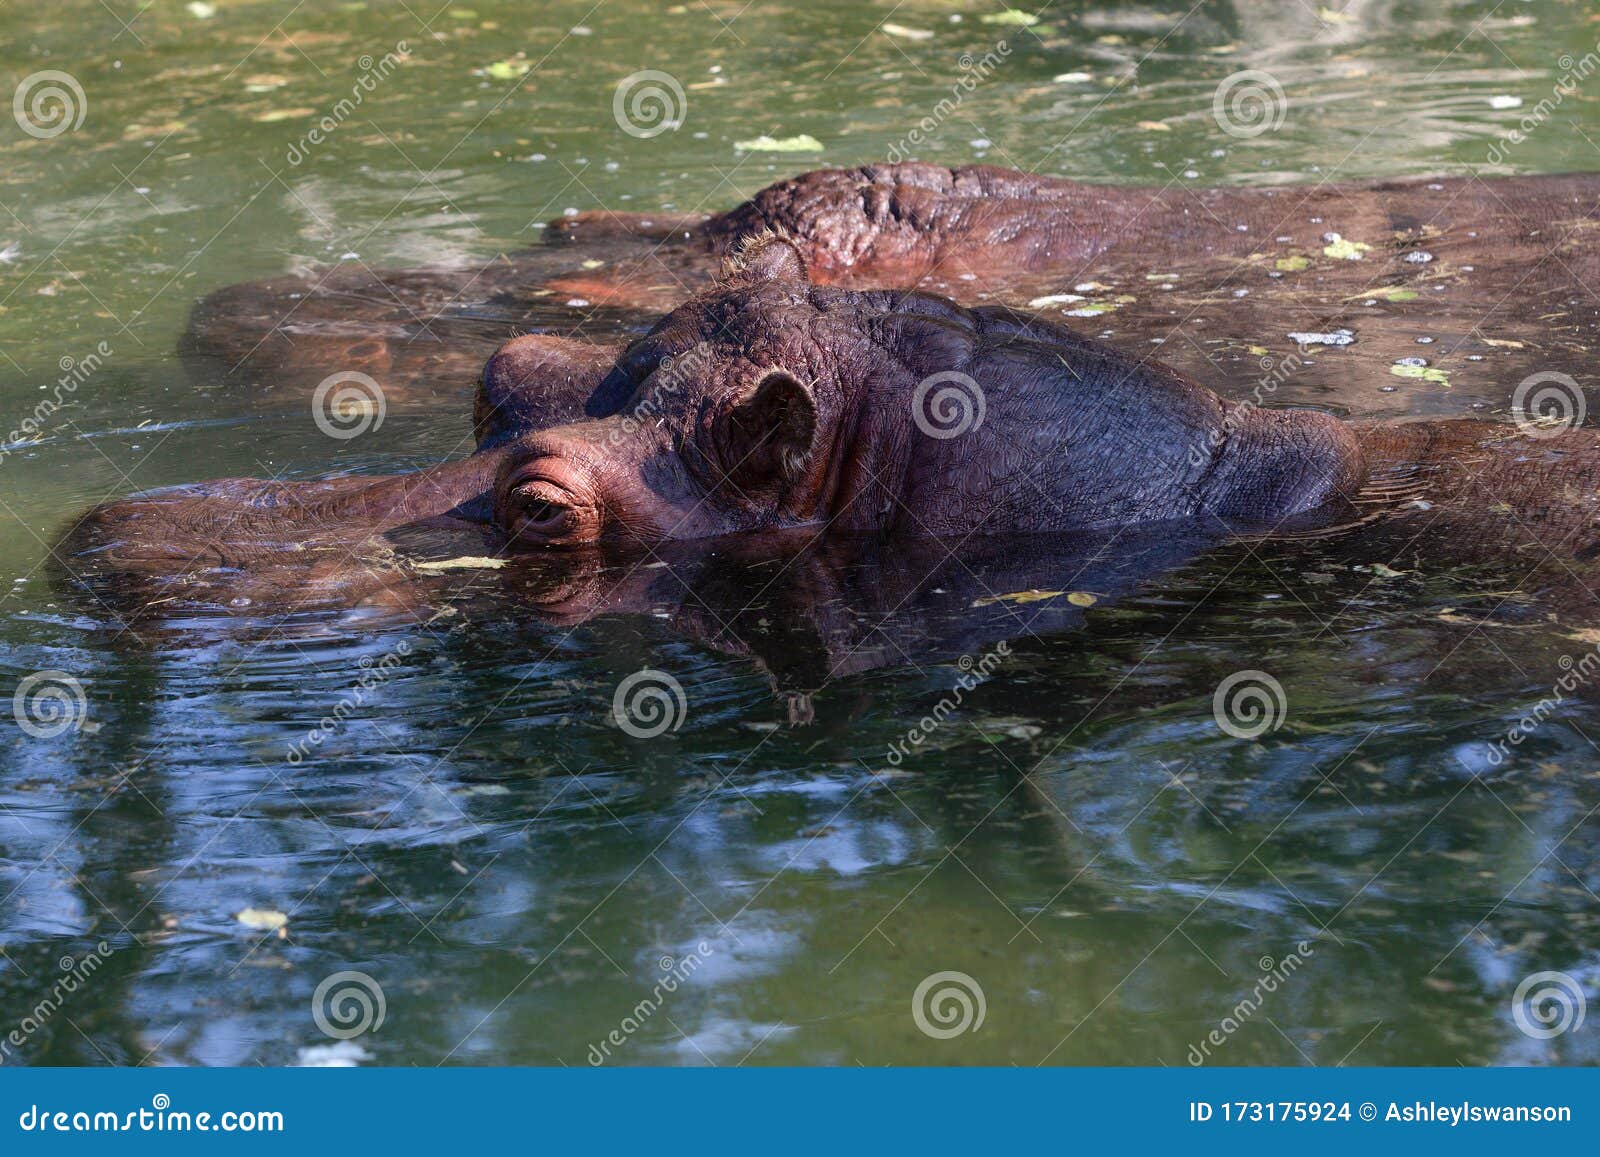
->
xmin=735 ymin=134 xmax=824 ymax=152
xmin=236 ymin=907 xmax=289 ymax=932
xmin=1321 ymin=233 xmax=1370 ymax=260
xmin=1288 ymin=329 xmax=1355 ymax=347
xmin=411 ymin=556 xmax=507 ymax=573
xmin=1390 ymin=363 xmax=1451 ymax=385
xmin=1275 ymin=255 xmax=1312 ymax=272
xmin=484 ymin=60 xmax=532 ymax=81
xmin=882 ymin=23 xmax=934 ymax=40
xmin=1028 ymin=293 xmax=1086 ymax=307
xmin=981 ymin=8 xmax=1040 ymax=25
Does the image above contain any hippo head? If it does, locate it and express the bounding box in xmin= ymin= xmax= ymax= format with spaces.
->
xmin=480 ymin=235 xmax=1364 ymax=549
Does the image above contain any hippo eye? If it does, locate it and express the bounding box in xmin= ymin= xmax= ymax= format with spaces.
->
xmin=520 ymin=498 xmax=571 ymax=532
xmin=503 ymin=480 xmax=586 ymax=545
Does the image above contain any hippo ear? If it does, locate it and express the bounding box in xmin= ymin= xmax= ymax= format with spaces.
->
xmin=723 ymin=232 xmax=810 ymax=286
xmin=717 ymin=369 xmax=817 ymax=491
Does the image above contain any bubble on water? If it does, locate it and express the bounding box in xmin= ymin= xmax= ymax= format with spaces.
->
xmin=1415 ymin=336 xmax=1434 ymax=344
xmin=1466 ymin=354 xmax=1484 ymax=362
xmin=1395 ymin=357 xmax=1428 ymax=367
xmin=1404 ymin=251 xmax=1433 ymax=263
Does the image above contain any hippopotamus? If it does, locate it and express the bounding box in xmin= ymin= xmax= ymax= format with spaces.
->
xmin=185 ymin=163 xmax=1600 ymax=417
xmin=60 ymin=234 xmax=1600 ymax=628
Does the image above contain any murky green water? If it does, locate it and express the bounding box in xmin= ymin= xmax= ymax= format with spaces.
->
xmin=3 ymin=0 xmax=1600 ymax=1066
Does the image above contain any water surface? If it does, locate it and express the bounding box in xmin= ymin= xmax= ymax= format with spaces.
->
xmin=2 ymin=0 xmax=1599 ymax=1066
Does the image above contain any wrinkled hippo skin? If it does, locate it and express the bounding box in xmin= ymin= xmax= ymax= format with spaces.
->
xmin=60 ymin=235 xmax=1600 ymax=630
xmin=184 ymin=163 xmax=1600 ymax=412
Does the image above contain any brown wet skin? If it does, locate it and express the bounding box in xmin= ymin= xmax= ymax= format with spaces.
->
xmin=185 ymin=162 xmax=1600 ymax=418
xmin=59 ymin=233 xmax=1600 ymax=625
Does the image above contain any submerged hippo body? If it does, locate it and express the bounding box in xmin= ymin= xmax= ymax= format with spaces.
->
xmin=185 ymin=163 xmax=1600 ymax=415
xmin=61 ymin=236 xmax=1600 ymax=628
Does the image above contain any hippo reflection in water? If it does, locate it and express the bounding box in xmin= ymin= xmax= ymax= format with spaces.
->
xmin=61 ymin=232 xmax=1600 ymax=671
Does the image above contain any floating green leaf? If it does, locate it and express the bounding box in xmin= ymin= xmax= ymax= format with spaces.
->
xmin=1322 ymin=233 xmax=1371 ymax=260
xmin=734 ymin=134 xmax=824 ymax=152
xmin=981 ymin=9 xmax=1040 ymax=26
xmin=1389 ymin=363 xmax=1451 ymax=385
